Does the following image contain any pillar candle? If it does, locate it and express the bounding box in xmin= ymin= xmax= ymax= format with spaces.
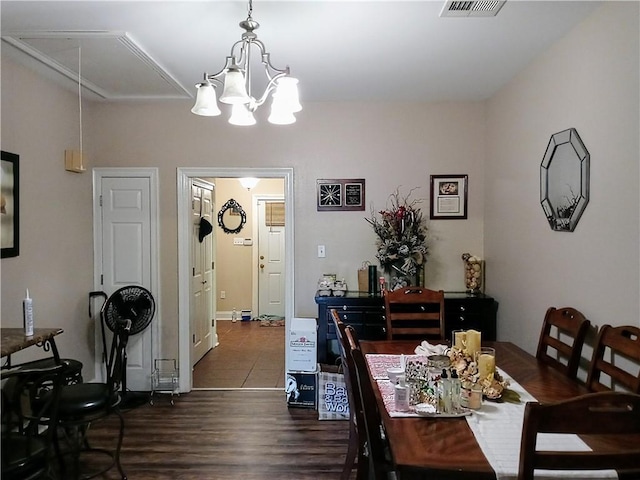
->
xmin=454 ymin=331 xmax=466 ymax=350
xmin=477 ymin=352 xmax=496 ymax=380
xmin=466 ymin=329 xmax=481 ymax=357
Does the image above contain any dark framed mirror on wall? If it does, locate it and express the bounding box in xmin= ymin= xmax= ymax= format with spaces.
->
xmin=217 ymin=198 xmax=246 ymax=234
xmin=540 ymin=128 xmax=590 ymax=232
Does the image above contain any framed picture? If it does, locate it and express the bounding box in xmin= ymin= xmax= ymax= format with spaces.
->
xmin=430 ymin=174 xmax=468 ymax=220
xmin=1 ymin=151 xmax=19 ymax=258
xmin=317 ymin=179 xmax=365 ymax=211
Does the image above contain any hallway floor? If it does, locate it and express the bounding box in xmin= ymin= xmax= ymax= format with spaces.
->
xmin=192 ymin=320 xmax=286 ymax=389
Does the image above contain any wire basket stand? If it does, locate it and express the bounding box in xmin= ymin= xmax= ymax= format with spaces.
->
xmin=150 ymin=358 xmax=179 ymax=405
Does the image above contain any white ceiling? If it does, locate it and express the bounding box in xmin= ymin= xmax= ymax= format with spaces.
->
xmin=1 ymin=1 xmax=601 ymax=103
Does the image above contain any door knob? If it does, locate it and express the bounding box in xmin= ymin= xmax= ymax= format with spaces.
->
xmin=260 ymin=255 xmax=265 ymax=260
xmin=260 ymin=264 xmax=265 ymax=269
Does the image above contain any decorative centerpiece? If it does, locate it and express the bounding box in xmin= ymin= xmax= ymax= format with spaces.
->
xmin=366 ymin=188 xmax=429 ymax=290
xmin=448 ymin=330 xmax=516 ymax=402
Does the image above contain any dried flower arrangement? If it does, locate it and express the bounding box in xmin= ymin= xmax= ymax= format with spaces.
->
xmin=366 ymin=187 xmax=429 ymax=290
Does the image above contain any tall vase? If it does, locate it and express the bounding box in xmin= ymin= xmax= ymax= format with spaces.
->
xmin=462 ymin=254 xmax=483 ymax=294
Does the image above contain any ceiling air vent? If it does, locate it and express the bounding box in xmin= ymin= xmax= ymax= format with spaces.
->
xmin=440 ymin=1 xmax=506 ymax=17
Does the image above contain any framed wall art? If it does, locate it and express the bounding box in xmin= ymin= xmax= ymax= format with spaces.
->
xmin=1 ymin=150 xmax=19 ymax=258
xmin=317 ymin=178 xmax=365 ymax=211
xmin=430 ymin=174 xmax=468 ymax=220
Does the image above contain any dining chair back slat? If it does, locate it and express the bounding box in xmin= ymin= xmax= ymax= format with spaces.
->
xmin=518 ymin=391 xmax=640 ymax=480
xmin=586 ymin=324 xmax=640 ymax=393
xmin=536 ymin=307 xmax=590 ymax=380
xmin=383 ymin=287 xmax=445 ymax=340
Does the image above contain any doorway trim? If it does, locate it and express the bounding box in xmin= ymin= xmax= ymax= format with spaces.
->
xmin=177 ymin=167 xmax=294 ymax=392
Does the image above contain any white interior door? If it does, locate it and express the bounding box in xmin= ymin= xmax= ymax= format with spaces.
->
xmin=257 ymin=199 xmax=285 ymax=317
xmin=190 ymin=179 xmax=215 ymax=366
xmin=96 ymin=173 xmax=157 ymax=390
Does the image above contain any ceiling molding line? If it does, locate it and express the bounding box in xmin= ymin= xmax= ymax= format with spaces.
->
xmin=1 ymin=30 xmax=192 ymax=100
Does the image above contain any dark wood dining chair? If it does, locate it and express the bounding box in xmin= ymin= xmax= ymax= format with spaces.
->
xmin=332 ymin=309 xmax=368 ymax=480
xmin=518 ymin=391 xmax=640 ymax=480
xmin=383 ymin=286 xmax=445 ymax=340
xmin=536 ymin=306 xmax=591 ymax=380
xmin=349 ymin=333 xmax=397 ymax=480
xmin=586 ymin=324 xmax=640 ymax=393
xmin=1 ymin=362 xmax=67 ymax=480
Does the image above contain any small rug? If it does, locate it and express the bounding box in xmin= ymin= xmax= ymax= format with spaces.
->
xmin=257 ymin=314 xmax=285 ymax=327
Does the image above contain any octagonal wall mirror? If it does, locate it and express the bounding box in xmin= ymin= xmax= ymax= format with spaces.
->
xmin=218 ymin=198 xmax=246 ymax=234
xmin=540 ymin=128 xmax=590 ymax=232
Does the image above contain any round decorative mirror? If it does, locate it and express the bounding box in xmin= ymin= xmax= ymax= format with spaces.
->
xmin=540 ymin=128 xmax=590 ymax=232
xmin=217 ymin=198 xmax=246 ymax=234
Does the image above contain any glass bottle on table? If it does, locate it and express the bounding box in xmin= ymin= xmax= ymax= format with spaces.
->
xmin=439 ymin=369 xmax=451 ymax=414
xmin=450 ymin=369 xmax=461 ymax=411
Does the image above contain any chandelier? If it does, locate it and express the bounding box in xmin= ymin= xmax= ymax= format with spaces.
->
xmin=190 ymin=0 xmax=301 ymax=126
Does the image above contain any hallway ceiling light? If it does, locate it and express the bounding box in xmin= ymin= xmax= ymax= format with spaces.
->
xmin=239 ymin=177 xmax=260 ymax=190
xmin=190 ymin=0 xmax=301 ymax=126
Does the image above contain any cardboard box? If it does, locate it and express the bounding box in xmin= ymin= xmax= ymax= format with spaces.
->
xmin=286 ymin=370 xmax=317 ymax=408
xmin=287 ymin=317 xmax=317 ymax=372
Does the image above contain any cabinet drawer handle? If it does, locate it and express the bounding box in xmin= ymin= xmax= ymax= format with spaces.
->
xmin=343 ymin=315 xmax=348 ymax=321
xmin=459 ymin=305 xmax=466 ymax=312
xmin=342 ymin=305 xmax=348 ymax=311
xmin=459 ymin=316 xmax=466 ymax=322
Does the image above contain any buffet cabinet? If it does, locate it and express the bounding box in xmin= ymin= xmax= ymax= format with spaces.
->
xmin=315 ymin=291 xmax=498 ymax=364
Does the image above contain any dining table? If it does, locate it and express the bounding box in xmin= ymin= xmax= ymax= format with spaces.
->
xmin=1 ymin=327 xmax=64 ymax=368
xmin=360 ymin=340 xmax=639 ymax=480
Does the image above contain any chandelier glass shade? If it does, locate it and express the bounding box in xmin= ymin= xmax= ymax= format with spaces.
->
xmin=191 ymin=0 xmax=301 ymax=126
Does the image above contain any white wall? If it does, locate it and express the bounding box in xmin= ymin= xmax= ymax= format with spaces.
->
xmin=86 ymin=100 xmax=486 ymax=357
xmin=485 ymin=2 xmax=640 ymax=362
xmin=1 ymin=58 xmax=96 ymax=369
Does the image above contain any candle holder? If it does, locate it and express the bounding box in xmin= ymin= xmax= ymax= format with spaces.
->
xmin=475 ymin=347 xmax=496 ymax=381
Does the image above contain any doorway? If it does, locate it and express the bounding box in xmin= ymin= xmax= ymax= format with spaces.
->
xmin=177 ymin=167 xmax=294 ymax=393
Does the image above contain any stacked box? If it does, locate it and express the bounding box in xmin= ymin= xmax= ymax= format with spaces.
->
xmin=287 ymin=317 xmax=317 ymax=372
xmin=286 ymin=318 xmax=319 ymax=408
xmin=285 ymin=370 xmax=317 ymax=408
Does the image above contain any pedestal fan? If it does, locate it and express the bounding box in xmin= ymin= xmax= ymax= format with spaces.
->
xmin=99 ymin=285 xmax=156 ymax=408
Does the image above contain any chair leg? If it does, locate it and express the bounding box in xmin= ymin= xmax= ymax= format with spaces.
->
xmin=342 ymin=418 xmax=358 ymax=480
xmin=356 ymin=440 xmax=369 ymax=480
xmin=113 ymin=409 xmax=127 ymax=480
xmin=54 ymin=416 xmax=127 ymax=480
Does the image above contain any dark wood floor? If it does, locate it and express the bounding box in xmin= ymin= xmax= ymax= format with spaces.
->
xmin=83 ymin=390 xmax=352 ymax=479
xmin=193 ymin=321 xmax=286 ymax=389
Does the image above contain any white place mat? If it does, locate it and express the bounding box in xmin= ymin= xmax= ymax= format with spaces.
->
xmin=465 ymin=369 xmax=618 ymax=480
